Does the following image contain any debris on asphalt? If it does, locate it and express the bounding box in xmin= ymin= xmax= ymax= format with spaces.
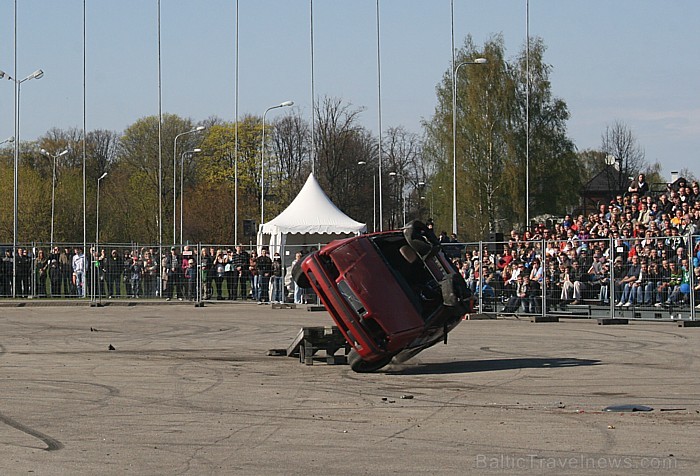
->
xmin=108 ymin=344 xmax=116 ymax=351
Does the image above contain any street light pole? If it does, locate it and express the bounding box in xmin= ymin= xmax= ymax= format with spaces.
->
xmin=1 ymin=68 xmax=43 ymax=298
xmin=260 ymin=101 xmax=293 ymax=226
xmin=180 ymin=148 xmax=201 ymax=245
xmin=96 ymin=172 xmax=108 ymax=245
xmin=173 ymin=126 xmax=204 ymax=245
xmin=41 ymin=148 xmax=69 ymax=249
xmin=452 ymin=58 xmax=486 ymax=237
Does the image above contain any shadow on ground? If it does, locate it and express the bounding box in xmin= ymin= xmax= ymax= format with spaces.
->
xmin=387 ymin=357 xmax=601 ymax=375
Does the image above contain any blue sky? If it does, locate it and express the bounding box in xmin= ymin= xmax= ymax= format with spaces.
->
xmin=1 ymin=0 xmax=698 ymax=180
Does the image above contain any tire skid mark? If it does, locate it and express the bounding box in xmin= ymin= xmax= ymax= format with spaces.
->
xmin=0 ymin=411 xmax=64 ymax=451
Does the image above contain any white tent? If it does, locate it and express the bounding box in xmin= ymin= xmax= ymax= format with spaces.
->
xmin=257 ymin=173 xmax=366 ymax=256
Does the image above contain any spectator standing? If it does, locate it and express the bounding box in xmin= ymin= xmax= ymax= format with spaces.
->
xmin=224 ymin=248 xmax=235 ymax=299
xmin=1 ymin=248 xmax=13 ymax=296
xmin=185 ymin=259 xmax=196 ymax=300
xmin=291 ymin=251 xmax=305 ymax=304
xmin=271 ymin=252 xmax=284 ymax=303
xmin=60 ymin=248 xmax=73 ymax=296
xmin=16 ymin=248 xmax=31 ymax=297
xmin=231 ymin=244 xmax=250 ymax=300
xmin=72 ymin=248 xmax=86 ymax=297
xmin=199 ymin=248 xmax=212 ymax=300
xmin=48 ymin=247 xmax=61 ymax=297
xmin=249 ymin=250 xmax=259 ymax=300
xmin=129 ymin=257 xmax=142 ymax=298
xmin=628 ymin=173 xmax=649 ymax=196
xmin=255 ymin=248 xmax=273 ymax=304
xmin=143 ymin=253 xmax=158 ymax=297
xmin=34 ymin=249 xmax=48 ymax=297
xmin=213 ymin=249 xmax=226 ymax=300
xmin=105 ymin=250 xmax=121 ymax=298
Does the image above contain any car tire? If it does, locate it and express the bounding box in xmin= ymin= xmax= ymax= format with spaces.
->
xmin=291 ymin=260 xmax=311 ymax=289
xmin=348 ymin=349 xmax=393 ymax=373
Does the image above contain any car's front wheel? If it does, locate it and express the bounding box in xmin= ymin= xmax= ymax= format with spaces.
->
xmin=347 ymin=349 xmax=393 ymax=373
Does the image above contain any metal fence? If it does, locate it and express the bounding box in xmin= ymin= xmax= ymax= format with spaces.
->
xmin=0 ymin=242 xmax=324 ymax=305
xmin=2 ymin=234 xmax=698 ymax=323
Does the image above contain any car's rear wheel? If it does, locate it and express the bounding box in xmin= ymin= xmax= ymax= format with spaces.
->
xmin=348 ymin=349 xmax=393 ymax=373
xmin=291 ymin=260 xmax=311 ymax=289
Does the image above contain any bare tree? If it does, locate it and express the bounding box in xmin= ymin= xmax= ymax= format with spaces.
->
xmin=269 ymin=112 xmax=311 ymax=206
xmin=314 ymin=96 xmax=375 ymax=224
xmin=383 ymin=126 xmax=422 ymax=228
xmin=601 ymin=121 xmax=646 ymax=192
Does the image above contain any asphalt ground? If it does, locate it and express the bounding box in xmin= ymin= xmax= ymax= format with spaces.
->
xmin=1 ymin=303 xmax=699 ymax=475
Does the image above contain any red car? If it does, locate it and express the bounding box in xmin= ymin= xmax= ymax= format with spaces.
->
xmin=293 ymin=221 xmax=473 ymax=372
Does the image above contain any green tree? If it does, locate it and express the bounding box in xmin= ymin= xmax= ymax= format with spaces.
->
xmin=424 ymin=35 xmax=578 ymax=239
xmin=195 ymin=116 xmax=262 ymax=243
xmin=114 ymin=114 xmax=202 ymax=243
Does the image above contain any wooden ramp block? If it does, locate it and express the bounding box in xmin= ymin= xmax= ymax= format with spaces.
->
xmin=678 ymin=320 xmax=700 ymax=328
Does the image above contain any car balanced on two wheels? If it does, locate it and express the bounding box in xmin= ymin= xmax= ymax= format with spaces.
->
xmin=293 ymin=220 xmax=473 ymax=372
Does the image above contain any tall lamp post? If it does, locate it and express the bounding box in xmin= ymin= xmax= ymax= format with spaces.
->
xmin=180 ymin=148 xmax=201 ymax=245
xmin=94 ymin=172 xmax=108 ymax=304
xmin=451 ymin=58 xmax=486 ymax=236
xmin=389 ymin=171 xmax=406 ymax=227
xmin=41 ymin=147 xmax=69 ymax=248
xmin=173 ymin=126 xmax=204 ymax=245
xmin=96 ymin=172 xmax=108 ymax=245
xmin=260 ymin=100 xmax=293 ymax=226
xmin=1 ymin=68 xmax=44 ymax=298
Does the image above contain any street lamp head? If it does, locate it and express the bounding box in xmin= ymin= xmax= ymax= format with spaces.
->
xmin=357 ymin=161 xmax=367 ymax=165
xmin=280 ymin=101 xmax=294 ymax=107
xmin=474 ymin=58 xmax=488 ymax=64
xmin=192 ymin=148 xmax=202 ymax=153
xmin=389 ymin=172 xmax=398 ymax=177
xmin=98 ymin=172 xmax=108 ymax=180
xmin=31 ymin=69 xmax=44 ymax=80
xmin=195 ymin=126 xmax=206 ymax=132
xmin=40 ymin=148 xmax=49 ymax=156
xmin=58 ymin=149 xmax=69 ymax=157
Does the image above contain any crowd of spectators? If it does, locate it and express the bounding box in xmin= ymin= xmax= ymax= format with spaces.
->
xmin=449 ymin=176 xmax=700 ymax=312
xmin=2 ymin=176 xmax=699 ymax=313
xmin=0 ymin=243 xmax=302 ymax=303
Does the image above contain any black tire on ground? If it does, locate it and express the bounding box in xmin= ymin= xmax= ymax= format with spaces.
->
xmin=291 ymin=260 xmax=311 ymax=289
xmin=348 ymin=349 xmax=393 ymax=373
